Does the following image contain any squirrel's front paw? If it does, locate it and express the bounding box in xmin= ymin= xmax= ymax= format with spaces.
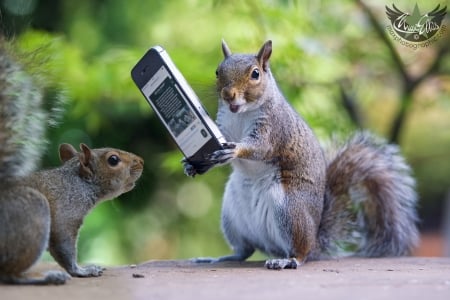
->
xmin=182 ymin=158 xmax=197 ymax=177
xmin=69 ymin=264 xmax=105 ymax=277
xmin=208 ymin=142 xmax=238 ymax=164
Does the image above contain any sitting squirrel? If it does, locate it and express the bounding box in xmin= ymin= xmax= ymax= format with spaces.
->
xmin=0 ymin=40 xmax=144 ymax=284
xmin=184 ymin=40 xmax=419 ymax=269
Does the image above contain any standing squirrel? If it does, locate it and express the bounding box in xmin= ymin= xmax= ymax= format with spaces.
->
xmin=184 ymin=40 xmax=419 ymax=269
xmin=0 ymin=40 xmax=144 ymax=284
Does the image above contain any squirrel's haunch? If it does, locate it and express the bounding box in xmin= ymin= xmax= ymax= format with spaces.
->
xmin=0 ymin=186 xmax=50 ymax=278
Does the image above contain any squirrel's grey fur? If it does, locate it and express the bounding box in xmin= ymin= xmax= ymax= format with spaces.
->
xmin=0 ymin=39 xmax=144 ymax=284
xmin=0 ymin=41 xmax=47 ymax=177
xmin=186 ymin=40 xmax=419 ymax=269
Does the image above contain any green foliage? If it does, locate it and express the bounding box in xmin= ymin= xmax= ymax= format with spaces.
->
xmin=2 ymin=0 xmax=449 ymax=264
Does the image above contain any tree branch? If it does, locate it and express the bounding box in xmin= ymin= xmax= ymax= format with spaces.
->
xmin=356 ymin=0 xmax=412 ymax=87
xmin=356 ymin=0 xmax=449 ymax=144
xmin=338 ymin=79 xmax=363 ymax=129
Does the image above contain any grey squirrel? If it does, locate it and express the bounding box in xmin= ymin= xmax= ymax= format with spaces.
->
xmin=184 ymin=40 xmax=419 ymax=269
xmin=0 ymin=40 xmax=144 ymax=284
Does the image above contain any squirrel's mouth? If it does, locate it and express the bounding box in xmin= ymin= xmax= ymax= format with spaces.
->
xmin=229 ymin=104 xmax=240 ymax=113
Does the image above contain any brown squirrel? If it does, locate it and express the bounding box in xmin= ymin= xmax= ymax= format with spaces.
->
xmin=0 ymin=40 xmax=144 ymax=284
xmin=184 ymin=40 xmax=419 ymax=269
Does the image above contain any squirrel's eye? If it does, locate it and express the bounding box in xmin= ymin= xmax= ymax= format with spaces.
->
xmin=251 ymin=68 xmax=260 ymax=80
xmin=107 ymin=155 xmax=121 ymax=166
xmin=215 ymin=69 xmax=219 ymax=78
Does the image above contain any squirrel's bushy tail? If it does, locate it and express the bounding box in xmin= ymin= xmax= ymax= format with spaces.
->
xmin=318 ymin=131 xmax=419 ymax=258
xmin=0 ymin=39 xmax=46 ymax=178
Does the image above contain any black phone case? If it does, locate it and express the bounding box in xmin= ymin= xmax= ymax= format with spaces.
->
xmin=131 ymin=47 xmax=224 ymax=175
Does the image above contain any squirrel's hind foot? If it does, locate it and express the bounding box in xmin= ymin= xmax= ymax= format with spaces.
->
xmin=43 ymin=270 xmax=71 ymax=284
xmin=68 ymin=264 xmax=105 ymax=277
xmin=264 ymin=258 xmax=301 ymax=270
xmin=0 ymin=270 xmax=70 ymax=285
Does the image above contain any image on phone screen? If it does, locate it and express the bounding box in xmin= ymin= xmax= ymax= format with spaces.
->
xmin=142 ymin=65 xmax=213 ymax=158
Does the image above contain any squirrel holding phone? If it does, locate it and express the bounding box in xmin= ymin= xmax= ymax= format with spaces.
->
xmin=184 ymin=40 xmax=419 ymax=269
xmin=0 ymin=39 xmax=144 ymax=284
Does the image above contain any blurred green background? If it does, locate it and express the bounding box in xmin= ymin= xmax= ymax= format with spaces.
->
xmin=1 ymin=0 xmax=449 ymax=264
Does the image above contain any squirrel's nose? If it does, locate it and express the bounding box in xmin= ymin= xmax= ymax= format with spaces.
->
xmin=135 ymin=157 xmax=144 ymax=167
xmin=221 ymin=87 xmax=236 ymax=102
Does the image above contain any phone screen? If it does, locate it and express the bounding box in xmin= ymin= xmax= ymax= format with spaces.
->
xmin=142 ymin=65 xmax=211 ymax=158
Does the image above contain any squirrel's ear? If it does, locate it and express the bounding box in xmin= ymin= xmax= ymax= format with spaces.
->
xmin=59 ymin=143 xmax=78 ymax=163
xmin=79 ymin=143 xmax=93 ymax=178
xmin=222 ymin=39 xmax=232 ymax=58
xmin=257 ymin=40 xmax=272 ymax=72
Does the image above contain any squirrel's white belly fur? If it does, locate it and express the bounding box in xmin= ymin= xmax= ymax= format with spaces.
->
xmin=218 ymin=107 xmax=292 ymax=257
xmin=222 ymin=167 xmax=291 ymax=257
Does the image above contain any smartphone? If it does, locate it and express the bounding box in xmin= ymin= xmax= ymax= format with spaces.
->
xmin=131 ymin=46 xmax=226 ymax=175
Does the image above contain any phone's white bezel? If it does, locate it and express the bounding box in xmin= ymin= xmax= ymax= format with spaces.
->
xmin=139 ymin=46 xmax=226 ymax=159
xmin=152 ymin=46 xmax=225 ymax=145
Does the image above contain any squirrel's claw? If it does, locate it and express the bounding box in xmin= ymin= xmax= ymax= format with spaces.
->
xmin=181 ymin=142 xmax=238 ymax=176
xmin=182 ymin=158 xmax=197 ymax=177
xmin=208 ymin=143 xmax=237 ymax=164
xmin=221 ymin=142 xmax=237 ymax=150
